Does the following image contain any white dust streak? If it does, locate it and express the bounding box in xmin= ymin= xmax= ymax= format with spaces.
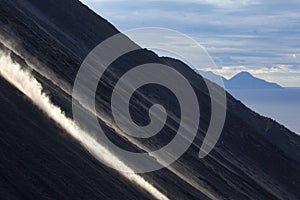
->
xmin=0 ymin=52 xmax=169 ymax=200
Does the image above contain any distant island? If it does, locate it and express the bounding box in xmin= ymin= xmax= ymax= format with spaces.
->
xmin=224 ymin=71 xmax=283 ymax=89
xmin=165 ymin=58 xmax=283 ymax=90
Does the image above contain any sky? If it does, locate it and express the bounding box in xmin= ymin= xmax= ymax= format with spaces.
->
xmin=80 ymin=0 xmax=300 ymax=86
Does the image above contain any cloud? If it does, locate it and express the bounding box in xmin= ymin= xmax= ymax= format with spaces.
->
xmin=79 ymin=0 xmax=300 ymax=86
xmin=205 ymin=64 xmax=300 ymax=86
xmin=85 ymin=0 xmax=257 ymax=6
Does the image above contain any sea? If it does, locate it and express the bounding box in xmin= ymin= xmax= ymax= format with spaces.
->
xmin=228 ymin=88 xmax=300 ymax=135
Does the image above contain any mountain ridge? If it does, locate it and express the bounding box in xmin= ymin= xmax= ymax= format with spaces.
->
xmin=0 ymin=0 xmax=299 ymax=199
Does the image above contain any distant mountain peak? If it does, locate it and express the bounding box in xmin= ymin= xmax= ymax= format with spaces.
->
xmin=226 ymin=71 xmax=282 ymax=89
xmin=233 ymin=71 xmax=253 ymax=78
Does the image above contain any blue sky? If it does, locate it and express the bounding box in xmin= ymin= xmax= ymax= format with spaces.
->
xmin=80 ymin=0 xmax=300 ymax=86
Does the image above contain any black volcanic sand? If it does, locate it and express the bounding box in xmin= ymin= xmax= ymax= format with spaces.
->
xmin=0 ymin=0 xmax=300 ymax=199
xmin=0 ymin=76 xmax=159 ymax=200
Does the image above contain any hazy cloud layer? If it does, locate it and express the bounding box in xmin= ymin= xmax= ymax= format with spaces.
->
xmin=81 ymin=0 xmax=300 ymax=86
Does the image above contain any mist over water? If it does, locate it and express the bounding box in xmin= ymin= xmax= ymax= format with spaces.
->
xmin=0 ymin=52 xmax=169 ymax=200
xmin=229 ymin=88 xmax=300 ymax=134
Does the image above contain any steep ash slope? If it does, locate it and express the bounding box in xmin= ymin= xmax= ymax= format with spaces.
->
xmin=0 ymin=0 xmax=300 ymax=199
xmin=0 ymin=75 xmax=157 ymax=200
